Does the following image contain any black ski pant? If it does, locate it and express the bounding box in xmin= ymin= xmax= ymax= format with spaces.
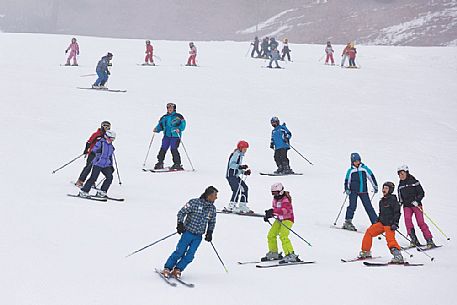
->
xmin=274 ymin=148 xmax=290 ymax=168
xmin=251 ymin=46 xmax=261 ymax=57
xmin=282 ymin=50 xmax=291 ymax=61
xmin=78 ymin=152 xmax=95 ymax=181
xmin=81 ymin=165 xmax=114 ymax=193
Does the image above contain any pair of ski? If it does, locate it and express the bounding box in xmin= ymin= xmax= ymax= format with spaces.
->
xmin=260 ymin=172 xmax=302 ymax=176
xmin=238 ymin=260 xmax=315 ymax=268
xmin=216 ymin=208 xmax=264 ymax=218
xmin=341 ymin=256 xmax=423 ymax=267
xmin=142 ymin=167 xmax=194 ymax=173
xmin=67 ymin=194 xmax=124 ymax=202
xmin=77 ymin=87 xmax=127 ymax=93
xmin=155 ymin=269 xmax=194 ymax=288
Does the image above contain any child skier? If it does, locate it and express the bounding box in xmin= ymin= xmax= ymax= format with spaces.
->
xmin=267 ymin=46 xmax=281 ymax=68
xmin=186 ymin=42 xmax=197 ymax=66
xmin=270 ymin=117 xmax=293 ymax=174
xmin=281 ymin=38 xmax=291 ymax=61
xmin=92 ymin=52 xmax=113 ymax=89
xmin=65 ymin=37 xmax=79 ymax=66
xmin=325 ymin=41 xmax=334 ymax=65
xmin=225 ymin=141 xmax=252 ymax=213
xmin=348 ymin=44 xmax=357 ymax=68
xmin=359 ymin=182 xmax=404 ymax=263
xmin=75 ymin=121 xmax=111 ymax=187
xmin=161 ymin=186 xmax=218 ymax=278
xmin=341 ymin=42 xmax=351 ymax=67
xmin=144 ymin=40 xmax=155 ymax=65
xmin=153 ymin=103 xmax=186 ymax=170
xmin=343 ymin=152 xmax=378 ymax=230
xmin=260 ymin=37 xmax=270 ymax=58
xmin=79 ymin=130 xmax=116 ymax=198
xmin=262 ymin=183 xmax=301 ymax=263
xmin=397 ymin=165 xmax=436 ymax=248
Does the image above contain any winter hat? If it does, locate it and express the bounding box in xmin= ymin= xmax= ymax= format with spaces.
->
xmin=271 ymin=116 xmax=280 ymax=124
xmin=237 ymin=140 xmax=249 ymax=150
xmin=383 ymin=181 xmax=395 ymax=195
xmin=350 ymin=152 xmax=361 ymax=163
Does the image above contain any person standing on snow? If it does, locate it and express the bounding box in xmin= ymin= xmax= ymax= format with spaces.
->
xmin=348 ymin=44 xmax=357 ymax=68
xmin=341 ymin=42 xmax=351 ymax=67
xmin=75 ymin=121 xmax=111 ymax=187
xmin=267 ymin=46 xmax=281 ymax=68
xmin=281 ymin=38 xmax=291 ymax=61
xmin=153 ymin=103 xmax=186 ymax=171
xmin=225 ymin=141 xmax=252 ymax=213
xmin=79 ymin=130 xmax=116 ymax=198
xmin=343 ymin=152 xmax=379 ymax=231
xmin=260 ymin=37 xmax=270 ymax=58
xmin=92 ymin=52 xmax=113 ymax=89
xmin=186 ymin=42 xmax=197 ymax=66
xmin=262 ymin=183 xmax=301 ymax=263
xmin=358 ymin=182 xmax=404 ymax=263
xmin=251 ymin=36 xmax=261 ymax=58
xmin=144 ymin=40 xmax=155 ymax=65
xmin=65 ymin=37 xmax=80 ymax=66
xmin=325 ymin=41 xmax=334 ymax=65
xmin=397 ymin=165 xmax=436 ymax=248
xmin=270 ymin=117 xmax=293 ymax=174
xmin=160 ymin=186 xmax=218 ymax=279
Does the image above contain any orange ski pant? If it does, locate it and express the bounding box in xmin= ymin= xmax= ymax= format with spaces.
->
xmin=361 ymin=222 xmax=400 ymax=252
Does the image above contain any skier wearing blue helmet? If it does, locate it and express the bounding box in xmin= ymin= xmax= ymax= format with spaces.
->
xmin=270 ymin=116 xmax=293 ymax=174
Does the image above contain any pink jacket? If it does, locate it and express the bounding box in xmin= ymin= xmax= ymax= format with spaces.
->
xmin=272 ymin=192 xmax=294 ymax=223
xmin=66 ymin=42 xmax=79 ymax=54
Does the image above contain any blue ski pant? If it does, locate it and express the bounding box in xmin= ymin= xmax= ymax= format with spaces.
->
xmin=227 ymin=175 xmax=248 ymax=202
xmin=94 ymin=70 xmax=109 ymax=86
xmin=165 ymin=231 xmax=202 ymax=271
xmin=345 ymin=192 xmax=378 ymax=224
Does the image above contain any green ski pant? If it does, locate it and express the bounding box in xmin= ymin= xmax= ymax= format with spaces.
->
xmin=267 ymin=219 xmax=294 ymax=255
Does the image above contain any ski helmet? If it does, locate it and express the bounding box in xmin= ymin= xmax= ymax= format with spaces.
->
xmin=107 ymin=52 xmax=113 ymax=58
xmin=383 ymin=181 xmax=395 ymax=195
xmin=101 ymin=121 xmax=111 ymax=130
xmin=105 ymin=130 xmax=116 ymax=140
xmin=237 ymin=140 xmax=249 ymax=150
xmin=271 ymin=116 xmax=280 ymax=124
xmin=167 ymin=102 xmax=176 ymax=111
xmin=271 ymin=182 xmax=284 ymax=195
xmin=397 ymin=164 xmax=409 ymax=173
xmin=350 ymin=152 xmax=361 ymax=163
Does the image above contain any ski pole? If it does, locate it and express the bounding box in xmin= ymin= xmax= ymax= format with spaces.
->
xmin=269 ymin=219 xmax=312 ymax=247
xmin=96 ymin=178 xmax=106 ymax=189
xmin=113 ymin=152 xmax=122 ymax=185
xmin=418 ymin=206 xmax=450 ymax=240
xmin=177 ymin=132 xmax=195 ymax=171
xmin=333 ymin=194 xmax=348 ymax=225
xmin=80 ymin=73 xmax=96 ymax=77
xmin=125 ymin=232 xmax=178 ymax=258
xmin=233 ymin=175 xmax=248 ymax=204
xmin=318 ymin=54 xmax=325 ymax=62
xmin=210 ymin=241 xmax=228 ymax=273
xmin=143 ymin=133 xmax=156 ymax=167
xmin=289 ymin=144 xmax=313 ymax=165
xmin=396 ymin=230 xmax=434 ymax=261
xmin=245 ymin=44 xmax=252 ymax=57
xmin=370 ymin=192 xmax=376 ymax=202
xmin=52 ymin=153 xmax=84 ymax=174
xmin=153 ymin=54 xmax=162 ymax=62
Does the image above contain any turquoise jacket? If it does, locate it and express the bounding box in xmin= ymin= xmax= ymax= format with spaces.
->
xmin=155 ymin=111 xmax=186 ymax=137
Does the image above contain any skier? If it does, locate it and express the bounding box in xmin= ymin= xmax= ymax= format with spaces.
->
xmin=270 ymin=117 xmax=293 ymax=174
xmin=250 ymin=36 xmax=261 ymax=58
xmin=225 ymin=141 xmax=252 ymax=213
xmin=260 ymin=37 xmax=270 ymax=58
xmin=92 ymin=52 xmax=113 ymax=89
xmin=75 ymin=121 xmax=111 ymax=187
xmin=267 ymin=46 xmax=281 ymax=68
xmin=79 ymin=130 xmax=116 ymax=198
xmin=341 ymin=42 xmax=351 ymax=67
xmin=269 ymin=37 xmax=279 ymax=54
xmin=348 ymin=44 xmax=357 ymax=68
xmin=358 ymin=182 xmax=404 ymax=263
xmin=144 ymin=40 xmax=155 ymax=65
xmin=160 ymin=186 xmax=218 ymax=278
xmin=397 ymin=165 xmax=436 ymax=248
xmin=325 ymin=41 xmax=334 ymax=65
xmin=186 ymin=42 xmax=197 ymax=66
xmin=281 ymin=38 xmax=291 ymax=61
xmin=65 ymin=37 xmax=80 ymax=66
xmin=343 ymin=152 xmax=379 ymax=231
xmin=153 ymin=102 xmax=186 ymax=170
xmin=262 ymin=183 xmax=301 ymax=263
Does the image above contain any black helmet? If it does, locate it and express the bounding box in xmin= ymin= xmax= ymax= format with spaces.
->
xmin=383 ymin=181 xmax=395 ymax=195
xmin=107 ymin=52 xmax=113 ymax=58
xmin=101 ymin=121 xmax=111 ymax=130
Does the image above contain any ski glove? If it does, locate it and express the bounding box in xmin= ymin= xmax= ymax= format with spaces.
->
xmin=411 ymin=201 xmax=421 ymax=207
xmin=373 ymin=186 xmax=379 ymax=193
xmin=83 ymin=142 xmax=90 ymax=154
xmin=264 ymin=209 xmax=274 ymax=222
xmin=391 ymin=224 xmax=399 ymax=231
xmin=270 ymin=143 xmax=275 ymax=150
xmin=345 ymin=189 xmax=351 ymax=195
xmin=205 ymin=231 xmax=213 ymax=242
xmin=65 ymin=50 xmax=68 ymax=54
xmin=177 ymin=222 xmax=185 ymax=234
xmin=239 ymin=165 xmax=248 ymax=170
xmin=244 ymin=169 xmax=251 ymax=176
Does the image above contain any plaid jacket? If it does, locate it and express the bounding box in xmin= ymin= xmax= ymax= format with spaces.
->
xmin=177 ymin=197 xmax=216 ymax=235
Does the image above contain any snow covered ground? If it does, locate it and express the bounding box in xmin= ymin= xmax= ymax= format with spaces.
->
xmin=0 ymin=33 xmax=456 ymax=305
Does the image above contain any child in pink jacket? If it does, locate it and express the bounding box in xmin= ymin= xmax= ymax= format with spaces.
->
xmin=186 ymin=42 xmax=197 ymax=66
xmin=262 ymin=183 xmax=301 ymax=264
xmin=144 ymin=40 xmax=155 ymax=65
xmin=65 ymin=38 xmax=79 ymax=66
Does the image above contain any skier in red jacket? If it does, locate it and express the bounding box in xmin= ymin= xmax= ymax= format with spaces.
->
xmin=144 ymin=40 xmax=155 ymax=66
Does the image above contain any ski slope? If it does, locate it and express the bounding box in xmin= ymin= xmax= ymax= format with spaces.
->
xmin=0 ymin=33 xmax=456 ymax=305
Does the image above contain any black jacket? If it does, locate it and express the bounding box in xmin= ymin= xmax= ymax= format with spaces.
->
xmin=378 ymin=194 xmax=401 ymax=226
xmin=398 ymin=175 xmax=425 ymax=208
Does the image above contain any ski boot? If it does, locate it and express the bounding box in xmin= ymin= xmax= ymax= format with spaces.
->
xmin=92 ymin=84 xmax=100 ymax=89
xmin=224 ymin=202 xmax=237 ymax=212
xmin=72 ymin=63 xmax=78 ymax=66
xmin=282 ymin=162 xmax=294 ymax=175
xmin=409 ymin=228 xmax=421 ymax=247
xmin=170 ymin=163 xmax=184 ymax=171
xmin=171 ymin=268 xmax=181 ymax=279
xmin=96 ymin=190 xmax=107 ymax=198
xmin=390 ymin=248 xmax=404 ymax=264
xmin=75 ymin=179 xmax=84 ymax=188
xmin=64 ymin=62 xmax=70 ymax=66
xmin=154 ymin=162 xmax=164 ymax=170
xmin=79 ymin=190 xmax=90 ymax=198
xmin=233 ymin=202 xmax=252 ymax=214
xmin=261 ymin=251 xmax=283 ymax=262
xmin=161 ymin=268 xmax=171 ymax=278
xmin=358 ymin=250 xmax=372 ymax=259
xmin=274 ymin=164 xmax=284 ymax=175
xmin=266 ymin=65 xmax=272 ymax=68
xmin=342 ymin=219 xmax=357 ymax=231
xmin=426 ymin=238 xmax=436 ymax=249
xmin=279 ymin=252 xmax=301 ymax=264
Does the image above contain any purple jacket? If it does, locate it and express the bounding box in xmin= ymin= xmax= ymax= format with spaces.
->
xmin=91 ymin=138 xmax=115 ymax=168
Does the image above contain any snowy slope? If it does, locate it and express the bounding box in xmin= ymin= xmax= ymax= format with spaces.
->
xmin=0 ymin=33 xmax=456 ymax=305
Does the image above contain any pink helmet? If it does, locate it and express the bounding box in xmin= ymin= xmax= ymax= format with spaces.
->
xmin=271 ymin=182 xmax=284 ymax=195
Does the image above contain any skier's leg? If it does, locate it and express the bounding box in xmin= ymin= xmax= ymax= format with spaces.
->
xmin=345 ymin=192 xmax=358 ymax=221
xmin=330 ymin=53 xmax=334 ymax=64
xmin=81 ymin=166 xmax=102 ymax=193
xmin=239 ymin=180 xmax=248 ymax=203
xmin=78 ymin=152 xmax=96 ymax=182
xmin=100 ymin=166 xmax=114 ymax=192
xmin=413 ymin=207 xmax=433 ymax=240
xmin=325 ymin=54 xmax=329 ymax=64
xmin=385 ymin=226 xmax=401 ymax=250
xmin=403 ymin=207 xmax=415 ymax=236
xmin=267 ymin=220 xmax=281 ymax=253
xmin=227 ymin=176 xmax=241 ymax=202
xmin=360 ymin=193 xmax=378 ymax=224
xmin=278 ymin=220 xmax=294 ymax=255
xmin=170 ymin=137 xmax=182 ymax=166
xmin=164 ymin=232 xmax=193 ymax=270
xmin=175 ymin=232 xmax=202 ymax=271
xmin=361 ymin=222 xmax=384 ymax=251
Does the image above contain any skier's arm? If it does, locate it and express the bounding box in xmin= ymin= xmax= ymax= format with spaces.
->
xmin=154 ymin=117 xmax=165 ymax=133
xmin=365 ymin=165 xmax=378 ymax=190
xmin=393 ymin=197 xmax=401 ymax=226
xmin=415 ymin=181 xmax=425 ymax=203
xmin=207 ymin=208 xmax=216 ymax=233
xmin=344 ymin=169 xmax=352 ymax=192
xmin=177 ymin=200 xmax=193 ymax=223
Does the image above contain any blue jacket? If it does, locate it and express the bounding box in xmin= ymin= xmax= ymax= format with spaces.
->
xmin=177 ymin=197 xmax=217 ymax=235
xmin=345 ymin=163 xmax=378 ymax=193
xmin=96 ymin=56 xmax=110 ymax=73
xmin=271 ymin=123 xmax=291 ymax=150
xmin=91 ymin=138 xmax=115 ymax=168
xmin=226 ymin=149 xmax=246 ymax=178
xmin=155 ymin=111 xmax=186 ymax=138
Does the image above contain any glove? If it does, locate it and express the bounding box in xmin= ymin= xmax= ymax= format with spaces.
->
xmin=176 ymin=222 xmax=185 ymax=234
xmin=264 ymin=208 xmax=274 ymax=222
xmin=83 ymin=142 xmax=90 ymax=154
xmin=205 ymin=231 xmax=213 ymax=242
xmin=373 ymin=186 xmax=379 ymax=193
xmin=107 ymin=71 xmax=111 ymax=75
xmin=270 ymin=143 xmax=275 ymax=150
xmin=391 ymin=224 xmax=399 ymax=231
xmin=239 ymin=165 xmax=248 ymax=170
xmin=65 ymin=50 xmax=68 ymax=54
xmin=77 ymin=51 xmax=79 ymax=55
xmin=345 ymin=189 xmax=351 ymax=195
xmin=244 ymin=169 xmax=251 ymax=176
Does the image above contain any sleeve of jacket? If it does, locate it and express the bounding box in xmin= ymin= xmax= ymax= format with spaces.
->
xmin=364 ymin=165 xmax=378 ymax=188
xmin=87 ymin=130 xmax=101 ymax=144
xmin=155 ymin=116 xmax=165 ymax=132
xmin=415 ymin=181 xmax=425 ymax=203
xmin=282 ymin=125 xmax=292 ymax=140
xmin=178 ymin=115 xmax=186 ymax=133
xmin=228 ymin=151 xmax=240 ymax=170
xmin=344 ymin=168 xmax=352 ymax=191
xmin=207 ymin=207 xmax=217 ymax=232
xmin=92 ymin=140 xmax=102 ymax=154
xmin=177 ymin=200 xmax=193 ymax=223
xmin=392 ymin=196 xmax=401 ymax=226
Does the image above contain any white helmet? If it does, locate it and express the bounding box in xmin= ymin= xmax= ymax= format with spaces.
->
xmin=271 ymin=182 xmax=284 ymax=195
xmin=105 ymin=130 xmax=116 ymax=140
xmin=397 ymin=164 xmax=409 ymax=172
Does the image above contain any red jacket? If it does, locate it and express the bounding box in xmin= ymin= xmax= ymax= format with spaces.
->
xmin=348 ymin=48 xmax=357 ymax=59
xmin=146 ymin=44 xmax=153 ymax=54
xmin=85 ymin=129 xmax=104 ymax=154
